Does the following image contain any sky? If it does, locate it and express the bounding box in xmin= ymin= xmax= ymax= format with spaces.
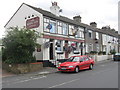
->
xmin=0 ymin=0 xmax=119 ymax=38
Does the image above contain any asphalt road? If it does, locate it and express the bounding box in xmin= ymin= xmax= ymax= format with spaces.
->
xmin=2 ymin=60 xmax=119 ymax=88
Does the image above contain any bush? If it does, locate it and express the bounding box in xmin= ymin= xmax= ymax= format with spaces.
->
xmin=98 ymin=51 xmax=103 ymax=55
xmin=2 ymin=27 xmax=40 ymax=64
xmin=85 ymin=52 xmax=89 ymax=55
xmin=98 ymin=51 xmax=106 ymax=55
xmin=110 ymin=49 xmax=116 ymax=55
xmin=102 ymin=51 xmax=106 ymax=55
xmin=90 ymin=51 xmax=98 ymax=55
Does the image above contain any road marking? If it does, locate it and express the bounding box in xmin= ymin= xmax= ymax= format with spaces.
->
xmin=92 ymin=68 xmax=116 ymax=75
xmin=100 ymin=65 xmax=105 ymax=67
xmin=5 ymin=76 xmax=46 ymax=86
xmin=49 ymin=67 xmax=117 ymax=88
xmin=2 ymin=75 xmax=46 ymax=84
xmin=49 ymin=78 xmax=81 ymax=88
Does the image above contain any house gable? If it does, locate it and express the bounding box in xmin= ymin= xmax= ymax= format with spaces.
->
xmin=4 ymin=3 xmax=43 ymax=32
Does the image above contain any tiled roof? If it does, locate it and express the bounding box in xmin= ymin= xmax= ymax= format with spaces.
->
xmin=14 ymin=3 xmax=120 ymax=38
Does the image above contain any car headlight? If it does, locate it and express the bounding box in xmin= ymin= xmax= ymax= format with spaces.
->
xmin=68 ymin=66 xmax=74 ymax=68
xmin=58 ymin=63 xmax=61 ymax=67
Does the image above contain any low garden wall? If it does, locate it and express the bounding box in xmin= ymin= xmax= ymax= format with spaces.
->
xmin=2 ymin=62 xmax=43 ymax=74
xmin=90 ymin=55 xmax=113 ymax=62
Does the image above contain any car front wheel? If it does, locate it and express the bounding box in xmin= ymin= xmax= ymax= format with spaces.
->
xmin=74 ymin=67 xmax=79 ymax=73
xmin=89 ymin=64 xmax=93 ymax=70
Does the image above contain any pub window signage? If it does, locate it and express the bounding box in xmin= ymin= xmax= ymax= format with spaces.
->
xmin=26 ymin=17 xmax=40 ymax=29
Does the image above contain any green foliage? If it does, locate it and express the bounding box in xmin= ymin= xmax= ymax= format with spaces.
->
xmin=110 ymin=49 xmax=116 ymax=55
xmin=2 ymin=27 xmax=40 ymax=64
xmin=85 ymin=52 xmax=89 ymax=55
xmin=98 ymin=51 xmax=106 ymax=55
xmin=90 ymin=51 xmax=98 ymax=55
xmin=102 ymin=51 xmax=106 ymax=55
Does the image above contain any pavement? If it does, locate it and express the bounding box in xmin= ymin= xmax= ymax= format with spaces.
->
xmin=1 ymin=59 xmax=113 ymax=78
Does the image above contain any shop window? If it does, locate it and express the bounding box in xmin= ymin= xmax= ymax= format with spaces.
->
xmin=44 ymin=17 xmax=50 ymax=32
xmin=56 ymin=40 xmax=63 ymax=51
xmin=57 ymin=21 xmax=62 ymax=34
xmin=78 ymin=27 xmax=84 ymax=39
xmin=75 ymin=29 xmax=80 ymax=38
xmin=69 ymin=25 xmax=74 ymax=35
xmin=50 ymin=20 xmax=57 ymax=33
xmin=44 ymin=18 xmax=57 ymax=33
xmin=63 ymin=23 xmax=68 ymax=35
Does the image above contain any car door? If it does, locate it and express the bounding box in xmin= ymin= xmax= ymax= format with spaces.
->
xmin=82 ymin=56 xmax=90 ymax=69
xmin=85 ymin=56 xmax=91 ymax=68
xmin=79 ymin=57 xmax=85 ymax=70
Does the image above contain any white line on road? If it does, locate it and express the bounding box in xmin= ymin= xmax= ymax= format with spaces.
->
xmin=49 ymin=78 xmax=81 ymax=88
xmin=100 ymin=65 xmax=105 ymax=67
xmin=6 ymin=76 xmax=46 ymax=86
xmin=49 ymin=67 xmax=117 ymax=88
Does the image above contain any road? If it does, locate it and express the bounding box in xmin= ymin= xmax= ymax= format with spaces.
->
xmin=2 ymin=60 xmax=119 ymax=88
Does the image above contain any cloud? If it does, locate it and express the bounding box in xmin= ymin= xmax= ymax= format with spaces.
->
xmin=0 ymin=0 xmax=118 ymax=37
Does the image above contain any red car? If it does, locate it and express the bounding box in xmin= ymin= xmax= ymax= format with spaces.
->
xmin=58 ymin=55 xmax=95 ymax=73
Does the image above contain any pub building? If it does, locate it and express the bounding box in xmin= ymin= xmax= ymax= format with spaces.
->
xmin=4 ymin=2 xmax=119 ymax=66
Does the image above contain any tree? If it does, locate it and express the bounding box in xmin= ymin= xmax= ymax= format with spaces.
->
xmin=2 ymin=27 xmax=40 ymax=64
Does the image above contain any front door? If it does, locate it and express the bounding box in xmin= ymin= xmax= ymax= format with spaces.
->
xmin=49 ymin=40 xmax=54 ymax=60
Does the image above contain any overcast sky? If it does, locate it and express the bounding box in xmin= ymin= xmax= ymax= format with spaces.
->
xmin=0 ymin=0 xmax=119 ymax=38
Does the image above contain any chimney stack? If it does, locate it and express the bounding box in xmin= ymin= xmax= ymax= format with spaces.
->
xmin=101 ymin=25 xmax=111 ymax=30
xmin=50 ymin=2 xmax=60 ymax=16
xmin=90 ymin=22 xmax=97 ymax=28
xmin=73 ymin=15 xmax=81 ymax=23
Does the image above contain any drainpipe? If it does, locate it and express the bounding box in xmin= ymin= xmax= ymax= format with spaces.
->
xmin=84 ymin=27 xmax=87 ymax=54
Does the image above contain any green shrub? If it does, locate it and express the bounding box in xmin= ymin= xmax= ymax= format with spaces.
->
xmin=2 ymin=27 xmax=40 ymax=64
xmin=90 ymin=51 xmax=98 ymax=55
xmin=110 ymin=49 xmax=116 ymax=55
xmin=98 ymin=51 xmax=106 ymax=55
xmin=85 ymin=52 xmax=89 ymax=55
xmin=102 ymin=51 xmax=106 ymax=55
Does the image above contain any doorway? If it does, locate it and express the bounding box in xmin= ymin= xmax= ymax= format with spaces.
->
xmin=65 ymin=40 xmax=69 ymax=59
xmin=49 ymin=39 xmax=54 ymax=60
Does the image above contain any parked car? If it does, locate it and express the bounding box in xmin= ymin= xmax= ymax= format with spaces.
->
xmin=58 ymin=55 xmax=95 ymax=73
xmin=113 ymin=53 xmax=120 ymax=61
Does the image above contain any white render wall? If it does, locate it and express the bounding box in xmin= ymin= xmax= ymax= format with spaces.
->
xmin=5 ymin=3 xmax=44 ymax=60
xmin=90 ymin=55 xmax=113 ymax=62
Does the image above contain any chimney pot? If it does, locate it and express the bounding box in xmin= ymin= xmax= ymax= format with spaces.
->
xmin=90 ymin=22 xmax=97 ymax=28
xmin=73 ymin=15 xmax=81 ymax=23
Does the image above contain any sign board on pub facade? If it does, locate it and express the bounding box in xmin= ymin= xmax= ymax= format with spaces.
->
xmin=26 ymin=17 xmax=40 ymax=29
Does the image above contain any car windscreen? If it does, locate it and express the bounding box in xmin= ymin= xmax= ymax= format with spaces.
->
xmin=115 ymin=53 xmax=120 ymax=55
xmin=66 ymin=57 xmax=80 ymax=62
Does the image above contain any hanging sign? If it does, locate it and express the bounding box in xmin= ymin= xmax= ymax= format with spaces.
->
xmin=26 ymin=17 xmax=40 ymax=29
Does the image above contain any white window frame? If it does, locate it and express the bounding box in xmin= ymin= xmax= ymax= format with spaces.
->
xmin=96 ymin=32 xmax=99 ymax=39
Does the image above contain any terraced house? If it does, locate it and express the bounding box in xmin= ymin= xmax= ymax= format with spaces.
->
xmin=4 ymin=2 xmax=119 ymax=66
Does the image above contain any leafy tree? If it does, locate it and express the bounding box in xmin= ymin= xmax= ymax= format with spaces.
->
xmin=2 ymin=27 xmax=40 ymax=64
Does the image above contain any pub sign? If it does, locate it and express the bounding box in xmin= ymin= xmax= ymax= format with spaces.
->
xmin=26 ymin=17 xmax=39 ymax=29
